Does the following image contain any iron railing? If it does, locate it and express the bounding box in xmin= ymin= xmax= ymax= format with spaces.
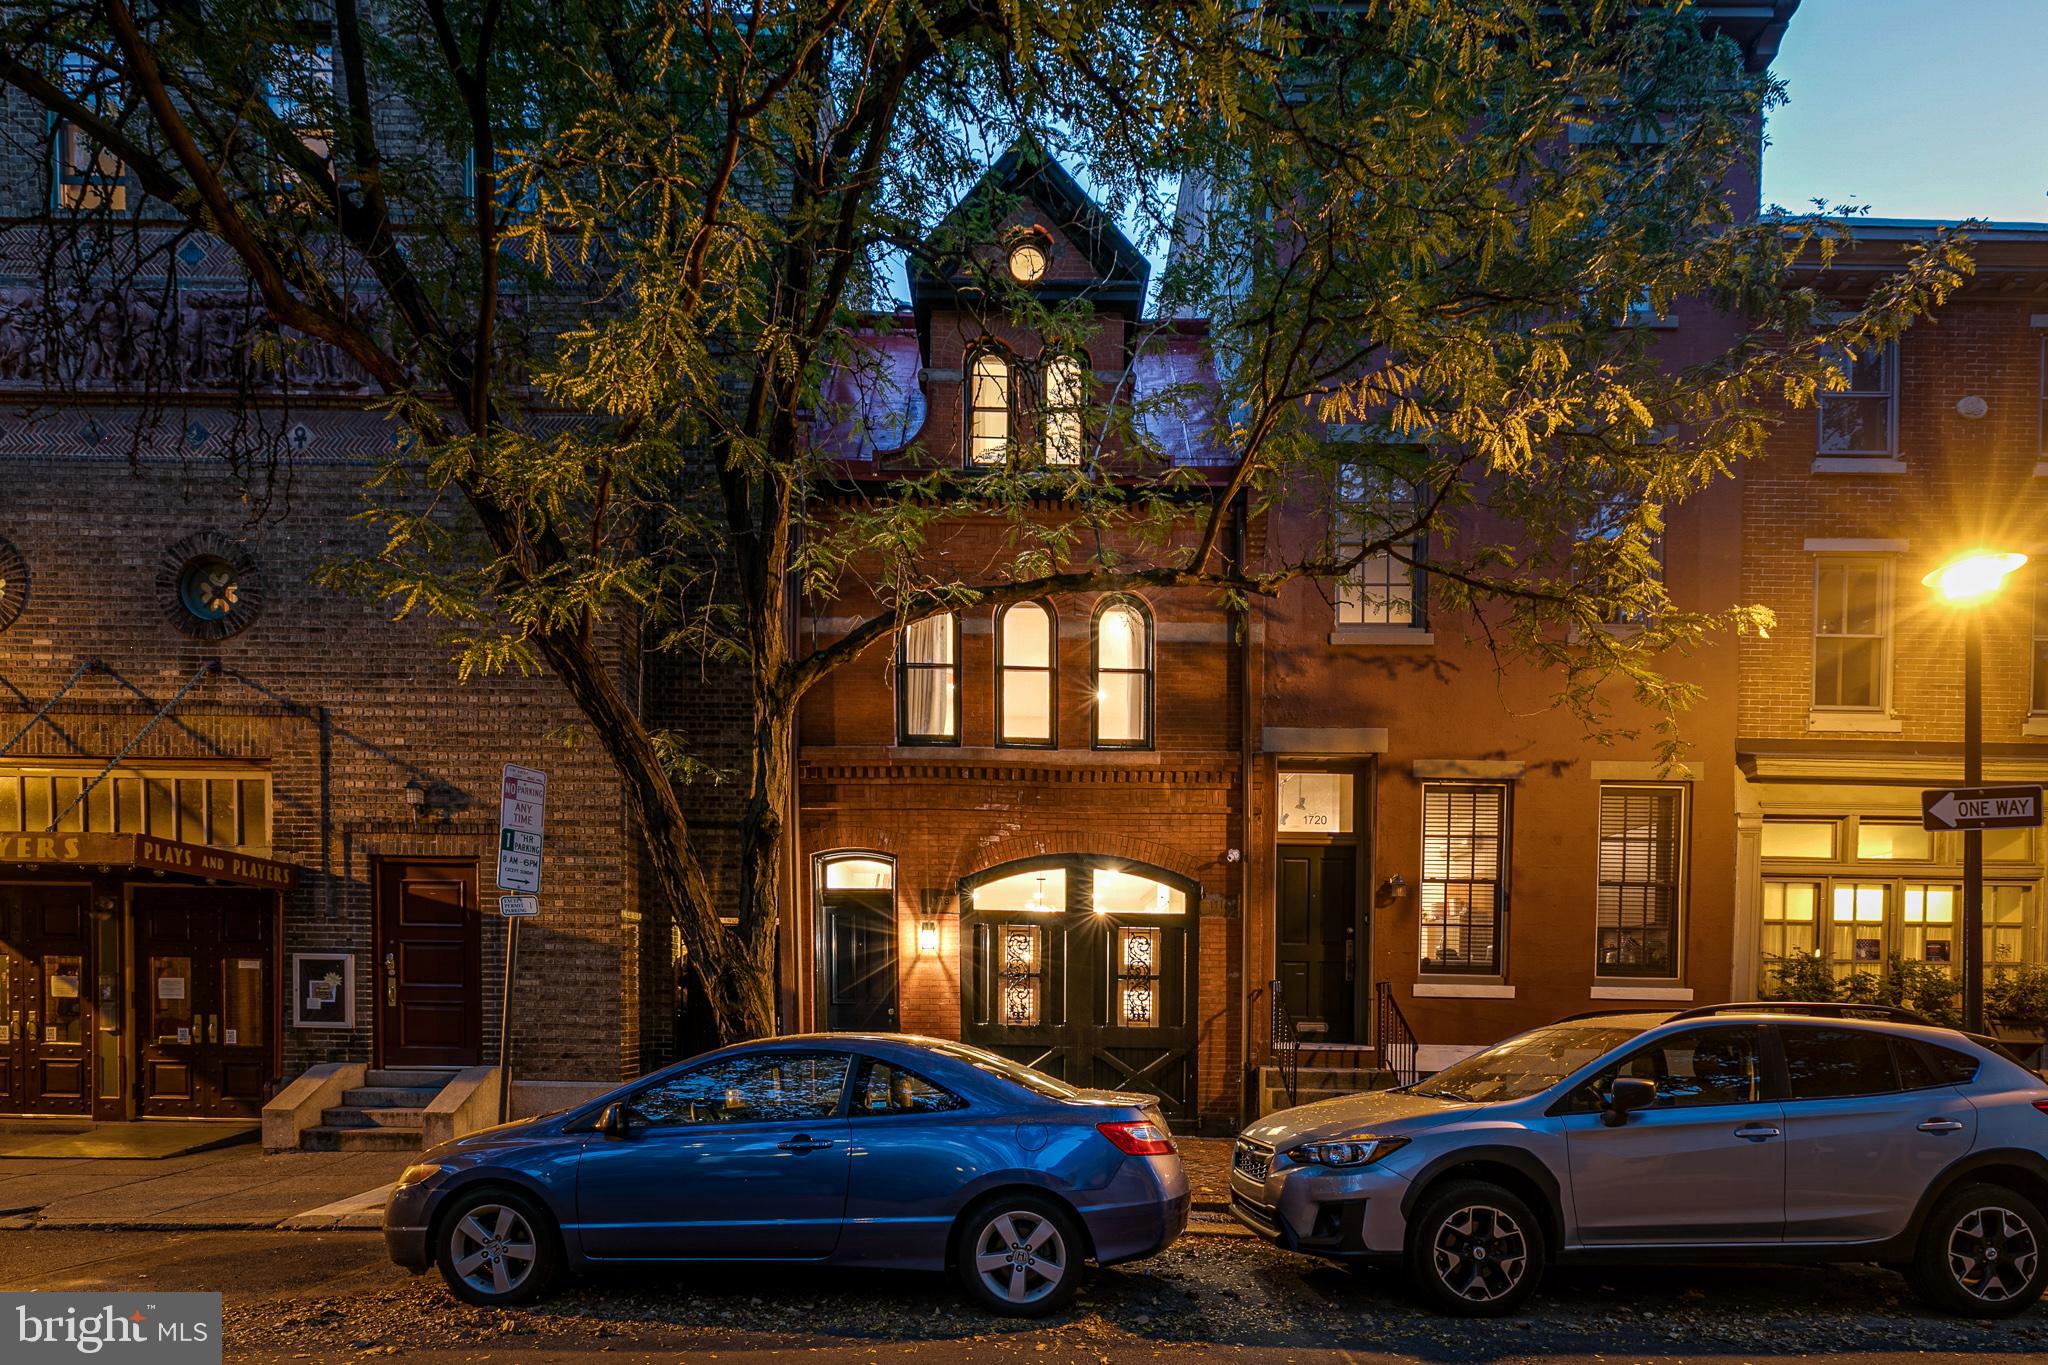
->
xmin=1269 ymin=978 xmax=1300 ymax=1108
xmin=1373 ymin=981 xmax=1423 ymax=1089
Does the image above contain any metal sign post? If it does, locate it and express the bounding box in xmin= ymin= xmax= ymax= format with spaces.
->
xmin=494 ymin=766 xmax=546 ymax=1124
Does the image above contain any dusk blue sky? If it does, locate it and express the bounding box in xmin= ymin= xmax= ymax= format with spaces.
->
xmin=1762 ymin=0 xmax=2048 ymax=223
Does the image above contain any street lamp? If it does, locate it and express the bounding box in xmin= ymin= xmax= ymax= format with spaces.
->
xmin=1922 ymin=550 xmax=2029 ymax=1031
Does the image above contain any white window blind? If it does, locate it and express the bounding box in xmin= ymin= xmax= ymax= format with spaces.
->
xmin=1420 ymin=784 xmax=1506 ymax=974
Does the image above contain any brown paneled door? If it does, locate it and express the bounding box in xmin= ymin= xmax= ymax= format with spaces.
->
xmin=134 ymin=887 xmax=277 ymax=1118
xmin=375 ymin=859 xmax=482 ymax=1068
xmin=0 ymin=886 xmax=93 ymax=1115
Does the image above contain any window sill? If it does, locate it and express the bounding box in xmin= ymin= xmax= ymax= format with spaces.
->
xmin=1412 ymin=981 xmax=1515 ymax=999
xmin=1590 ymin=984 xmax=1694 ymax=1001
xmin=1811 ymin=456 xmax=1907 ymax=475
xmin=2024 ymin=715 xmax=2048 ymax=738
xmin=1807 ymin=711 xmax=1904 ymax=734
xmin=1329 ymin=626 xmax=1435 ymax=646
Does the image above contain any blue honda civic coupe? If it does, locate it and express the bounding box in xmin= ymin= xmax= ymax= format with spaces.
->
xmin=382 ymin=1034 xmax=1189 ymax=1315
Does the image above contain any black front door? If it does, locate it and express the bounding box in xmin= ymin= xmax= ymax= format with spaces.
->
xmin=1275 ymin=844 xmax=1360 ymax=1043
xmin=961 ymin=857 xmax=1197 ymax=1116
xmin=822 ymin=888 xmax=898 ymax=1032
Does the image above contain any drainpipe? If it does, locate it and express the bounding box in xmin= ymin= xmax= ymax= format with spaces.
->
xmin=1233 ymin=491 xmax=1258 ymax=1126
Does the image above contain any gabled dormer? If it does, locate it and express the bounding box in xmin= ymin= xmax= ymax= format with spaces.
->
xmin=908 ymin=142 xmax=1151 ymax=471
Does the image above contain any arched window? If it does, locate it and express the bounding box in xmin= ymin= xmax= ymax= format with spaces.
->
xmin=897 ymin=613 xmax=959 ymax=744
xmin=967 ymin=348 xmax=1011 ymax=466
xmin=997 ymin=602 xmax=1057 ymax=747
xmin=1042 ymin=353 xmax=1085 ymax=467
xmin=1092 ymin=598 xmax=1152 ymax=749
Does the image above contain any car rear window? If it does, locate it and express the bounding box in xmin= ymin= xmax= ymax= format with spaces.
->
xmin=1920 ymin=1042 xmax=1981 ymax=1086
xmin=1780 ymin=1026 xmax=1900 ymax=1099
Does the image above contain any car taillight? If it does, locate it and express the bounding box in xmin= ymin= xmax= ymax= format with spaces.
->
xmin=1097 ymin=1120 xmax=1176 ymax=1156
xmin=2032 ymin=1101 xmax=2048 ymax=1116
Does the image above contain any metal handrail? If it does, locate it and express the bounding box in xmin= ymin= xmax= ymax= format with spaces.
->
xmin=1269 ymin=979 xmax=1300 ymax=1108
xmin=1374 ymin=981 xmax=1423 ymax=1089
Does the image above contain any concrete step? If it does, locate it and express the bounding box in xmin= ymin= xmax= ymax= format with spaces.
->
xmin=364 ymin=1069 xmax=457 ymax=1091
xmin=341 ymin=1086 xmax=443 ymax=1108
xmin=299 ymin=1125 xmax=423 ymax=1153
xmin=320 ymin=1105 xmax=426 ymax=1130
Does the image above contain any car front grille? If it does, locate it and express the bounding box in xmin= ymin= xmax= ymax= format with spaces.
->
xmin=1233 ymin=1139 xmax=1273 ymax=1182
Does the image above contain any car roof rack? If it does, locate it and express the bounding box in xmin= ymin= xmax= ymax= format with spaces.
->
xmin=1554 ymin=1008 xmax=1684 ymax=1023
xmin=1671 ymin=1001 xmax=1937 ymax=1025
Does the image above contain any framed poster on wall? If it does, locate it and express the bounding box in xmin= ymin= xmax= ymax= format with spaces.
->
xmin=291 ymin=952 xmax=355 ymax=1029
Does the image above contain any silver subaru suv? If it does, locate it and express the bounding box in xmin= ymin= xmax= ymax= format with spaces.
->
xmin=1233 ymin=1004 xmax=2048 ymax=1317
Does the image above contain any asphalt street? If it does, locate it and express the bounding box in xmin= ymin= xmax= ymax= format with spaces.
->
xmin=2 ymin=1222 xmax=2046 ymax=1363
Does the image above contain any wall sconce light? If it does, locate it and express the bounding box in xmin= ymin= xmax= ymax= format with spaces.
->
xmin=1377 ymin=874 xmax=1408 ymax=906
xmin=917 ymin=919 xmax=940 ymax=956
xmin=402 ymin=776 xmax=430 ymax=818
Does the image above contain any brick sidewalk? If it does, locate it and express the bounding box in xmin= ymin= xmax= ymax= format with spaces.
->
xmin=1178 ymin=1136 xmax=1231 ymax=1210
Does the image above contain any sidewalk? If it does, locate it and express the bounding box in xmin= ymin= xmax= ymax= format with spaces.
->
xmin=0 ymin=1144 xmax=412 ymax=1230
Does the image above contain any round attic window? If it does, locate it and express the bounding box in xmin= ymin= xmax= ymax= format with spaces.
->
xmin=1008 ymin=241 xmax=1047 ymax=283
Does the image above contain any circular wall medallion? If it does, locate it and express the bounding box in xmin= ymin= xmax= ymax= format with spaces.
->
xmin=0 ymin=537 xmax=26 ymax=633
xmin=156 ymin=532 xmax=264 ymax=641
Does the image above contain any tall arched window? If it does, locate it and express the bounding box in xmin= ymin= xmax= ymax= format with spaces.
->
xmin=897 ymin=613 xmax=960 ymax=744
xmin=1043 ymin=353 xmax=1085 ymax=467
xmin=967 ymin=348 xmax=1011 ymax=466
xmin=1092 ymin=598 xmax=1153 ymax=749
xmin=997 ymin=602 xmax=1057 ymax=747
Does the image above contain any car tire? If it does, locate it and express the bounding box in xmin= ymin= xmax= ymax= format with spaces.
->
xmin=1910 ymin=1182 xmax=2048 ymax=1317
xmin=953 ymin=1193 xmax=1085 ymax=1317
xmin=1404 ymin=1180 xmax=1547 ymax=1317
xmin=433 ymin=1186 xmax=562 ymax=1307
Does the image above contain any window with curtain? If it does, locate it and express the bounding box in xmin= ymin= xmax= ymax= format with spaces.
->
xmin=1595 ymin=785 xmax=1685 ymax=979
xmin=1043 ymin=354 xmax=1085 ymax=466
xmin=896 ymin=614 xmax=958 ymax=744
xmin=1812 ymin=559 xmax=1888 ymax=711
xmin=967 ymin=349 xmax=1011 ymax=465
xmin=997 ymin=602 xmax=1056 ymax=746
xmin=1420 ymin=784 xmax=1507 ymax=974
xmin=1092 ymin=600 xmax=1151 ymax=748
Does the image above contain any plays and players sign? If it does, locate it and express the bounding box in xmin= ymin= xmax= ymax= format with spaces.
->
xmin=495 ymin=763 xmax=547 ymax=893
xmin=1921 ymin=785 xmax=2044 ymax=833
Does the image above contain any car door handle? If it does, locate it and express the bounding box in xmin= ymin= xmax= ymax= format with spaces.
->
xmin=1733 ymin=1125 xmax=1781 ymax=1142
xmin=1918 ymin=1118 xmax=1966 ymax=1135
xmin=778 ymin=1136 xmax=834 ymax=1153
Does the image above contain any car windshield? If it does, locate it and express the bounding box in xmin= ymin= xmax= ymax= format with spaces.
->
xmin=1408 ymin=1024 xmax=1643 ymax=1103
xmin=923 ymin=1039 xmax=1081 ymax=1100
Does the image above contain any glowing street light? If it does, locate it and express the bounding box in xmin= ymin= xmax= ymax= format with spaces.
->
xmin=1923 ymin=549 xmax=2027 ymax=1032
xmin=1921 ymin=551 xmax=2028 ymax=605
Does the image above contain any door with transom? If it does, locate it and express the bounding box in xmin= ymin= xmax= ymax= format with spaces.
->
xmin=961 ymin=856 xmax=1196 ymax=1116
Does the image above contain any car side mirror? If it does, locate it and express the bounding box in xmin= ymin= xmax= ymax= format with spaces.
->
xmin=601 ymin=1102 xmax=641 ymax=1139
xmin=1600 ymin=1076 xmax=1658 ymax=1127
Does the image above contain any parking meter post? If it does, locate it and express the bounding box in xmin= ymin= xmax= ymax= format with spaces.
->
xmin=497 ymin=915 xmax=519 ymax=1125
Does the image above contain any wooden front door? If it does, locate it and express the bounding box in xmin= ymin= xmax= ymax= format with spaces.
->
xmin=134 ymin=886 xmax=277 ymax=1118
xmin=375 ymin=858 xmax=481 ymax=1068
xmin=0 ymin=886 xmax=92 ymax=1115
xmin=1275 ymin=844 xmax=1362 ymax=1044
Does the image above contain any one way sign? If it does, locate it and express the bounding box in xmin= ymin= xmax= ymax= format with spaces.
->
xmin=1921 ymin=785 xmax=2045 ymax=832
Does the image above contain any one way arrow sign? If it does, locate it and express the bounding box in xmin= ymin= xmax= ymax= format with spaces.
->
xmin=1921 ymin=785 xmax=2045 ymax=832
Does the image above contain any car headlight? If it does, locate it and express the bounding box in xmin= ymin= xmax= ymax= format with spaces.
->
xmin=396 ymin=1163 xmax=453 ymax=1188
xmin=1285 ymin=1136 xmax=1409 ymax=1168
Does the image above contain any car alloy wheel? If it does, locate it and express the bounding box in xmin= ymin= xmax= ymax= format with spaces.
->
xmin=1430 ymin=1203 xmax=1530 ymax=1305
xmin=448 ymin=1202 xmax=540 ymax=1299
xmin=1947 ymin=1204 xmax=2040 ymax=1305
xmin=972 ymin=1208 xmax=1069 ymax=1308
